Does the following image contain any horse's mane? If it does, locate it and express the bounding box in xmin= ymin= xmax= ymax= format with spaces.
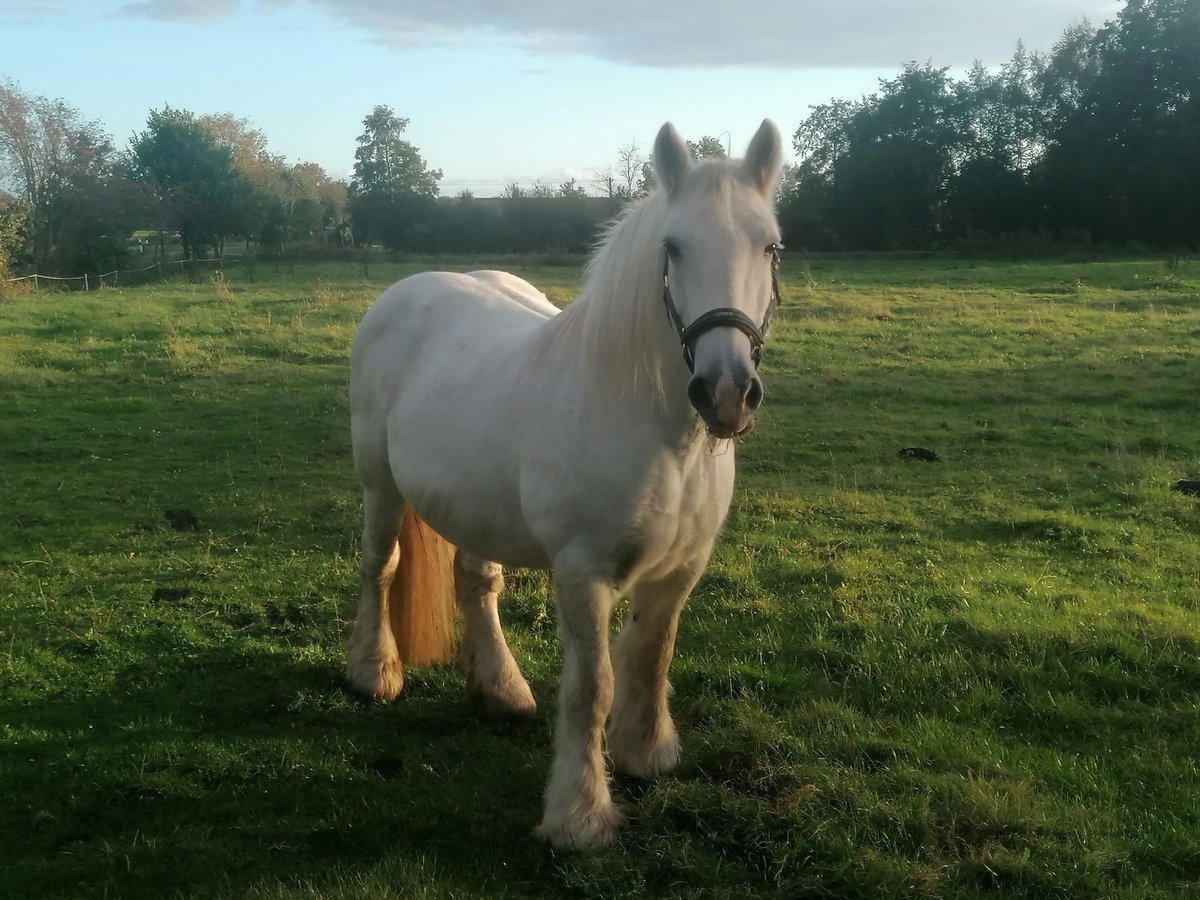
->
xmin=538 ymin=163 xmax=744 ymax=401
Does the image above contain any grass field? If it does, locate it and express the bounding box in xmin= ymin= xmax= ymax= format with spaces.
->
xmin=1 ymin=255 xmax=1198 ymax=898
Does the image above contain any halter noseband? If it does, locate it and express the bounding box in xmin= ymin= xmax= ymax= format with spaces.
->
xmin=661 ymin=245 xmax=783 ymax=373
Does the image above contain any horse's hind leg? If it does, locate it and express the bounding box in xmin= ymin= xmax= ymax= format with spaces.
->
xmin=607 ymin=559 xmax=706 ymax=778
xmin=455 ymin=550 xmax=536 ymax=721
xmin=346 ymin=486 xmax=406 ymax=700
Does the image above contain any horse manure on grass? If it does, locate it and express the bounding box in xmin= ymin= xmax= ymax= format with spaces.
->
xmin=164 ymin=508 xmax=199 ymax=531
xmin=151 ymin=586 xmax=193 ymax=605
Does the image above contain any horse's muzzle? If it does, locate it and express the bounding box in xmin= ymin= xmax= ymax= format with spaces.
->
xmin=688 ymin=369 xmax=763 ymax=438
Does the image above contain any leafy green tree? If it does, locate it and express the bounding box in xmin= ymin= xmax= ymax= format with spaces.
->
xmin=45 ymin=125 xmax=140 ymax=274
xmin=293 ymin=161 xmax=348 ymax=230
xmin=637 ymin=160 xmax=657 ymax=196
xmin=947 ymin=48 xmax=1045 ymax=236
xmin=192 ymin=114 xmax=346 ymax=247
xmin=0 ymin=195 xmax=32 ymax=280
xmin=129 ymin=107 xmax=253 ymax=258
xmin=796 ymin=64 xmax=963 ymax=248
xmin=785 ymin=1 xmax=1199 ymax=249
xmin=348 ymin=106 xmax=442 ymax=249
xmin=792 ymin=99 xmax=856 ymax=244
xmin=1038 ymin=0 xmax=1200 ymax=244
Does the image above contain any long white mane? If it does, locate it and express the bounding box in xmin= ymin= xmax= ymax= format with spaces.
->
xmin=535 ymin=188 xmax=670 ymax=398
xmin=540 ymin=161 xmax=752 ymax=401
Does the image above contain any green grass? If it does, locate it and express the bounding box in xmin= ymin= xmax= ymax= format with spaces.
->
xmin=1 ymin=255 xmax=1198 ymax=898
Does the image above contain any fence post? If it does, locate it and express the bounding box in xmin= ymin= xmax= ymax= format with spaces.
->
xmin=84 ymin=273 xmax=89 ymax=292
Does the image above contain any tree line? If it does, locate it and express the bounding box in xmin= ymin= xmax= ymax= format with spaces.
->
xmin=783 ymin=0 xmax=1200 ymax=250
xmin=1 ymin=0 xmax=1196 ymax=280
xmin=0 ymin=96 xmax=350 ymax=279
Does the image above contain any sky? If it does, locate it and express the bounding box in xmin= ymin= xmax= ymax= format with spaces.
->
xmin=0 ymin=0 xmax=1121 ymax=196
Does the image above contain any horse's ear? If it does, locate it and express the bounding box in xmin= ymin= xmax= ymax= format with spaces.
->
xmin=653 ymin=123 xmax=692 ymax=198
xmin=741 ymin=119 xmax=783 ymax=199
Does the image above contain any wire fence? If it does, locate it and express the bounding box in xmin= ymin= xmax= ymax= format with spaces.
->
xmin=3 ymin=256 xmax=245 ymax=292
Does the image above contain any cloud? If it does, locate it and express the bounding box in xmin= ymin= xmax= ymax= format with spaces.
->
xmin=116 ymin=0 xmax=238 ymax=23
xmin=290 ymin=0 xmax=1122 ymax=68
xmin=97 ymin=0 xmax=1123 ymax=66
xmin=0 ymin=2 xmax=69 ymax=26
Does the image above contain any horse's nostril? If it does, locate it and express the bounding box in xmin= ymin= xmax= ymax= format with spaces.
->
xmin=687 ymin=376 xmax=715 ymax=412
xmin=745 ymin=376 xmax=764 ymax=410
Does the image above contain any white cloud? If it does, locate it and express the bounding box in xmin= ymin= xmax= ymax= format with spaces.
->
xmin=0 ymin=2 xmax=69 ymax=26
xmin=97 ymin=0 xmax=1123 ymax=66
xmin=116 ymin=0 xmax=238 ymax=23
xmin=292 ymin=0 xmax=1122 ymax=68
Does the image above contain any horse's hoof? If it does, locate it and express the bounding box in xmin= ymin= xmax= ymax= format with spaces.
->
xmin=609 ymin=727 xmax=681 ymax=778
xmin=346 ymin=655 xmax=404 ymax=701
xmin=468 ymin=676 xmax=537 ymax=724
xmin=535 ymin=802 xmax=625 ymax=850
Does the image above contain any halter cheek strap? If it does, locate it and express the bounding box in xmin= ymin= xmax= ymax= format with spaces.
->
xmin=662 ymin=246 xmax=783 ymax=373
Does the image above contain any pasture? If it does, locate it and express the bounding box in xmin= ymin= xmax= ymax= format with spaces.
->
xmin=1 ymin=255 xmax=1198 ymax=898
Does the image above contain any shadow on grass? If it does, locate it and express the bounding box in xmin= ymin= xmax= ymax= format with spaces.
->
xmin=2 ymin=630 xmax=562 ymax=898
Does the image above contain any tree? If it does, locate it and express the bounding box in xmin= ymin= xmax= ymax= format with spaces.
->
xmin=129 ymin=106 xmax=252 ymax=258
xmin=637 ymin=160 xmax=657 ymax=196
xmin=194 ymin=114 xmax=347 ymax=246
xmin=794 ymin=64 xmax=963 ymax=248
xmin=688 ymin=135 xmax=728 ymax=158
xmin=0 ymin=195 xmax=31 ymax=280
xmin=781 ymin=0 xmax=1200 ymax=249
xmin=348 ymin=106 xmax=442 ymax=249
xmin=616 ymin=140 xmax=645 ymax=197
xmin=594 ymin=139 xmax=648 ymax=199
xmin=946 ymin=48 xmax=1046 ymax=236
xmin=1037 ymin=0 xmax=1200 ymax=244
xmin=198 ymin=113 xmax=277 ymax=192
xmin=1037 ymin=20 xmax=1099 ymax=135
xmin=0 ymin=79 xmax=135 ymax=271
xmin=293 ymin=161 xmax=348 ymax=229
xmin=45 ymin=125 xmax=140 ymax=274
xmin=793 ymin=99 xmax=857 ymax=244
xmin=558 ymin=179 xmax=588 ymax=199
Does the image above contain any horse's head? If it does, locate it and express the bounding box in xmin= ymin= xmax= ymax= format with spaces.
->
xmin=654 ymin=120 xmax=783 ymax=439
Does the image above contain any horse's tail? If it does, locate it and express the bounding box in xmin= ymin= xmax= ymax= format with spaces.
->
xmin=388 ymin=509 xmax=457 ymax=666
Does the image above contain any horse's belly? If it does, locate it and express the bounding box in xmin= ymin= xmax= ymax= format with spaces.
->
xmin=382 ymin=333 xmax=554 ymax=569
xmin=397 ymin=462 xmax=551 ymax=570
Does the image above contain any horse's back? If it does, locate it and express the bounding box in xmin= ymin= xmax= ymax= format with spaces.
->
xmin=464 ymin=270 xmax=559 ymax=318
xmin=355 ymin=269 xmax=551 ymax=345
xmin=352 ymin=271 xmax=553 ymax=391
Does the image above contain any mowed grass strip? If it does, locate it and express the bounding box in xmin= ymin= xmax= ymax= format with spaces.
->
xmin=1 ymin=256 xmax=1197 ymax=898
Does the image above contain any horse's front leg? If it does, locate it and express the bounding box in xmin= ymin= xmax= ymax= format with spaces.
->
xmin=607 ymin=558 xmax=707 ymax=778
xmin=536 ymin=563 xmax=622 ymax=849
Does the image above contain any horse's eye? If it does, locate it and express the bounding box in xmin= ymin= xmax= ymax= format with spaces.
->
xmin=765 ymin=242 xmax=784 ymax=256
xmin=663 ymin=239 xmax=682 ymax=260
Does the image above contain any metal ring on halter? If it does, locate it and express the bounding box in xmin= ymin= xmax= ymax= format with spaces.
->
xmin=661 ymin=244 xmax=783 ymax=373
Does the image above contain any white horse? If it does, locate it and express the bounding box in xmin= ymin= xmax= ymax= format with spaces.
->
xmin=346 ymin=120 xmax=784 ymax=848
